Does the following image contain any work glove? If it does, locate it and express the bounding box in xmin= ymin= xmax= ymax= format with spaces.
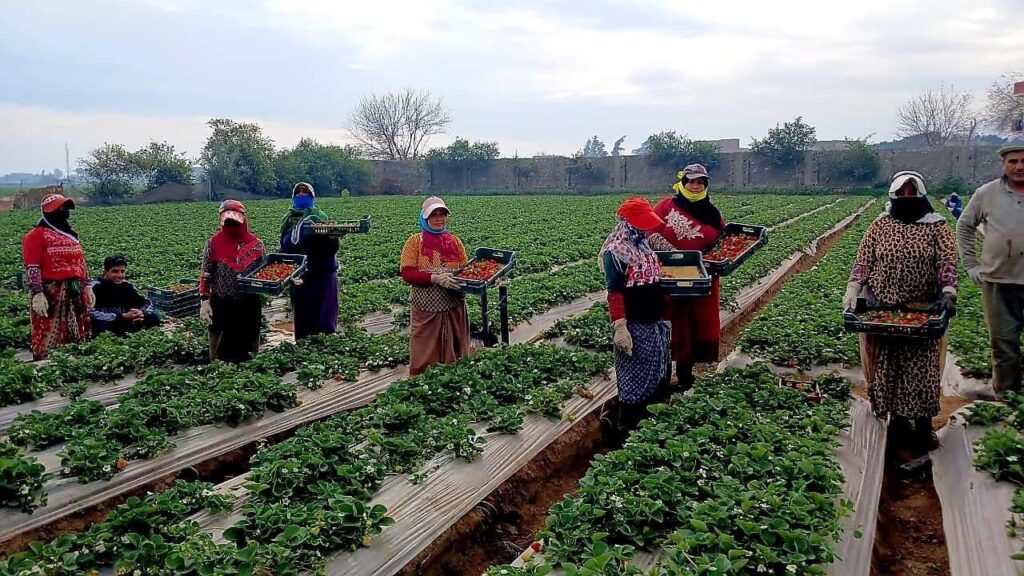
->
xmin=292 ymin=276 xmax=304 ymax=287
xmin=200 ymin=300 xmax=213 ymax=326
xmin=967 ymin=266 xmax=983 ymax=285
xmin=84 ymin=285 xmax=95 ymax=309
xmin=647 ymin=233 xmax=674 ymax=251
xmin=942 ymin=292 xmax=957 ymax=318
xmin=612 ymin=318 xmax=633 ymax=356
xmin=841 ymin=281 xmax=861 ymax=311
xmin=431 ymin=272 xmax=461 ymax=291
xmin=31 ymin=293 xmax=49 ymax=317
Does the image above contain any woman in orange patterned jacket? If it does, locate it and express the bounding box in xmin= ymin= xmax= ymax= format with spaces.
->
xmin=399 ymin=196 xmax=470 ymax=376
xmin=21 ymin=193 xmax=94 ymax=360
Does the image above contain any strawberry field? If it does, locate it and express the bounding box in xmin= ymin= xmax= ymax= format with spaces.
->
xmin=0 ymin=193 xmax=1001 ymax=575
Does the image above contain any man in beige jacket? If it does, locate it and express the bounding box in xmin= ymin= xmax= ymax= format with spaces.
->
xmin=957 ymin=145 xmax=1024 ymax=393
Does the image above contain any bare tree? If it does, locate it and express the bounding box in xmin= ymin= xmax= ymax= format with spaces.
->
xmin=348 ymin=88 xmax=452 ymax=160
xmin=895 ymin=85 xmax=976 ymax=147
xmin=982 ymin=73 xmax=1024 ymax=134
xmin=611 ymin=136 xmax=627 ymax=156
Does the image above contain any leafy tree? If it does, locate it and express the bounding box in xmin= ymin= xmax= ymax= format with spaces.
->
xmin=750 ymin=117 xmax=817 ymax=167
xmin=423 ymin=138 xmax=500 ymax=188
xmin=826 ymin=139 xmax=881 ymax=182
xmin=895 ymin=86 xmax=976 ymax=147
xmin=349 ymin=88 xmax=451 ymax=160
xmin=274 ymin=139 xmax=373 ymax=196
xmin=611 ymin=136 xmax=627 ymax=157
xmin=634 ymin=131 xmax=720 ymax=169
xmin=582 ymin=136 xmax=608 ymax=158
xmin=200 ymin=118 xmax=277 ymax=195
xmin=134 ymin=141 xmax=194 ymax=188
xmin=78 ymin=143 xmax=139 ymax=200
xmin=566 ymin=152 xmax=609 ymax=187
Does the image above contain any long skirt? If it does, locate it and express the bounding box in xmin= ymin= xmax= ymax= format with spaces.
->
xmin=664 ymin=278 xmax=721 ymax=364
xmin=409 ymin=304 xmax=470 ymax=376
xmin=615 ymin=321 xmax=672 ymax=406
xmin=860 ymin=333 xmax=946 ymax=419
xmin=30 ymin=280 xmax=90 ymax=360
xmin=209 ymin=294 xmax=263 ymax=363
xmin=291 ymin=270 xmax=338 ymax=339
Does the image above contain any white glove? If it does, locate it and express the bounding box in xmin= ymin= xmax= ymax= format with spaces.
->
xmin=612 ymin=319 xmax=633 ymax=356
xmin=647 ymin=233 xmax=674 ymax=251
xmin=84 ymin=285 xmax=95 ymax=309
xmin=967 ymin=266 xmax=983 ymax=285
xmin=431 ymin=272 xmax=461 ymax=291
xmin=842 ymin=282 xmax=861 ymax=311
xmin=31 ymin=293 xmax=49 ymax=317
xmin=292 ymin=277 xmax=304 ymax=287
xmin=200 ymin=300 xmax=213 ymax=326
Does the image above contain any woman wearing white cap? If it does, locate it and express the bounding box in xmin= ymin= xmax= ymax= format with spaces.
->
xmin=21 ymin=192 xmax=94 ymax=360
xmin=842 ymin=171 xmax=958 ymax=452
xmin=399 ymin=196 xmax=470 ymax=375
xmin=199 ymin=199 xmax=266 ymax=362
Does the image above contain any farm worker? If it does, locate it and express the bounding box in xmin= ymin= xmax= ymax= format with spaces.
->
xmin=89 ymin=255 xmax=161 ymax=337
xmin=944 ymin=192 xmax=963 ymax=219
xmin=199 ymin=199 xmax=266 ymax=363
xmin=399 ymin=196 xmax=470 ymax=376
xmin=21 ymin=192 xmax=94 ymax=360
xmin=843 ymin=171 xmax=957 ymax=452
xmin=957 ymin=145 xmax=1024 ymax=394
xmin=599 ymin=197 xmax=672 ymax=429
xmin=279 ymin=182 xmax=340 ymax=339
xmin=647 ymin=164 xmax=725 ymax=390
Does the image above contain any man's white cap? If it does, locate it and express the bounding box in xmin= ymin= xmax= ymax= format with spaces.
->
xmin=421 ymin=196 xmax=450 ymax=218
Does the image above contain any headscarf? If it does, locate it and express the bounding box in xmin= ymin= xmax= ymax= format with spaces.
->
xmin=210 ymin=200 xmax=263 ymax=272
xmin=670 ymin=165 xmax=722 ymax=228
xmin=882 ymin=171 xmax=942 ymax=225
xmin=39 ymin=207 xmax=77 ymax=239
xmin=417 ymin=196 xmax=461 ymax=262
xmin=280 ymin=182 xmax=329 ymax=241
xmin=598 ymin=220 xmax=661 ymax=287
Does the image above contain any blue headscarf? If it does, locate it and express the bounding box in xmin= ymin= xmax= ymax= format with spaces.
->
xmin=419 ymin=213 xmax=446 ymax=235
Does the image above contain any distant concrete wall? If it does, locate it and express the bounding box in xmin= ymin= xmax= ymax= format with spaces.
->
xmin=371 ymin=146 xmax=1007 ymax=194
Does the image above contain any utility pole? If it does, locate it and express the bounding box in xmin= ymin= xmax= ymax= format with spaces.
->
xmin=65 ymin=143 xmax=70 ymax=183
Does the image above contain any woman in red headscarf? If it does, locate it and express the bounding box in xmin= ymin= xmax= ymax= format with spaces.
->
xmin=199 ymin=200 xmax=266 ymax=362
xmin=600 ymin=197 xmax=672 ymax=429
xmin=648 ymin=164 xmax=725 ymax=389
xmin=21 ymin=192 xmax=94 ymax=360
xmin=399 ymin=196 xmax=470 ymax=376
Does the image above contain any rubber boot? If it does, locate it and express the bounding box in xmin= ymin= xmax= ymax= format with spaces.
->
xmin=914 ymin=417 xmax=940 ymax=452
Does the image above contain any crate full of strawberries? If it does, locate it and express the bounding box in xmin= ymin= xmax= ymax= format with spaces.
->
xmin=702 ymin=223 xmax=768 ymax=276
xmin=237 ymin=253 xmax=308 ymax=296
xmin=843 ymin=298 xmax=949 ymax=339
xmin=454 ymin=247 xmax=516 ymax=295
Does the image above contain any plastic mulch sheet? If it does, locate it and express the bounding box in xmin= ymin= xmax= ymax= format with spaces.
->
xmin=931 ymin=411 xmax=1024 ymax=576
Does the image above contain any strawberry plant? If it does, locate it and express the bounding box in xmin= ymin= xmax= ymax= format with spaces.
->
xmin=0 ymin=440 xmax=50 ymax=513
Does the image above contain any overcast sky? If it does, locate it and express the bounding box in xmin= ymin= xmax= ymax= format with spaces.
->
xmin=1 ymin=0 xmax=1021 ymax=174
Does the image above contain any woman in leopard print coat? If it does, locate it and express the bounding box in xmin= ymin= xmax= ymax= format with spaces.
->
xmin=842 ymin=171 xmax=958 ymax=452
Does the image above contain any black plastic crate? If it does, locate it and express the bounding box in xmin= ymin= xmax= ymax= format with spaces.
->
xmin=148 ymin=279 xmax=199 ymax=307
xmin=843 ymin=298 xmax=949 ymax=339
xmin=656 ymin=251 xmax=712 ymax=297
xmin=453 ymin=248 xmax=516 ymax=295
xmin=162 ymin=301 xmax=200 ymax=319
xmin=702 ymin=223 xmax=768 ymax=276
xmin=301 ymin=214 xmax=372 ymax=238
xmin=237 ymin=254 xmax=308 ymax=296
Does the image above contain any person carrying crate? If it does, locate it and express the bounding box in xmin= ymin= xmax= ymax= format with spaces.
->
xmin=199 ymin=200 xmax=265 ymax=362
xmin=600 ymin=197 xmax=671 ymax=430
xmin=399 ymin=196 xmax=470 ymax=376
xmin=842 ymin=171 xmax=958 ymax=453
xmin=279 ymin=182 xmax=340 ymax=339
xmin=89 ymin=255 xmax=160 ymax=337
xmin=647 ymin=164 xmax=725 ymax=390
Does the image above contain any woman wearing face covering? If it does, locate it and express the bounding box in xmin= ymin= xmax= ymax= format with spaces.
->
xmin=842 ymin=171 xmax=958 ymax=452
xmin=600 ymin=198 xmax=672 ymax=429
xmin=648 ymin=164 xmax=725 ymax=390
xmin=21 ymin=192 xmax=94 ymax=360
xmin=279 ymin=182 xmax=340 ymax=339
xmin=199 ymin=200 xmax=266 ymax=362
xmin=399 ymin=196 xmax=469 ymax=376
